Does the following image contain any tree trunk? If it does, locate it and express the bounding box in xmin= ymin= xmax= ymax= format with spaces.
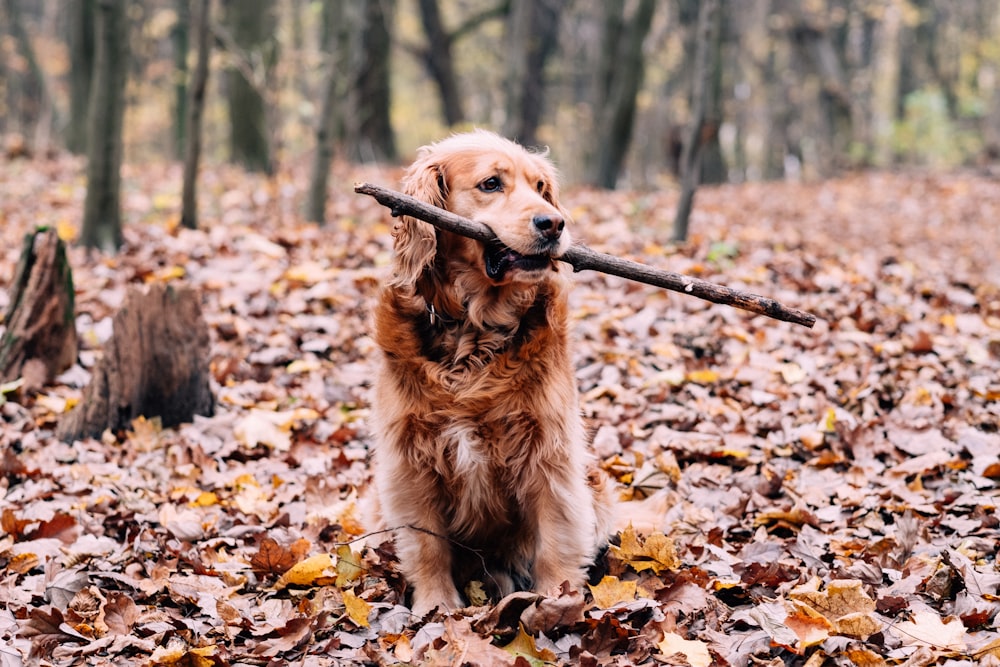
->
xmin=502 ymin=0 xmax=564 ymax=147
xmin=222 ymin=0 xmax=274 ymax=174
xmin=57 ymin=284 xmax=215 ymax=443
xmin=172 ymin=0 xmax=190 ymax=160
xmin=306 ymin=0 xmax=347 ymax=224
xmin=699 ymin=0 xmax=727 ymax=184
xmin=80 ymin=0 xmax=128 ymax=253
xmin=5 ymin=0 xmax=62 ymax=150
xmin=0 ymin=229 xmax=78 ymax=391
xmin=871 ymin=0 xmax=901 ymax=168
xmin=789 ymin=2 xmax=853 ymax=177
xmin=180 ymin=0 xmax=212 ymax=230
xmin=735 ymin=0 xmax=774 ymax=180
xmin=673 ymin=0 xmax=720 ymax=242
xmin=346 ymin=0 xmax=396 ymax=163
xmin=66 ymin=0 xmax=96 ymax=154
xmin=416 ymin=0 xmax=465 ymax=127
xmin=589 ymin=0 xmax=657 ymax=189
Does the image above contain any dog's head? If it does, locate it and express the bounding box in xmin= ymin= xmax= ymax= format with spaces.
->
xmin=390 ymin=130 xmax=572 ymax=289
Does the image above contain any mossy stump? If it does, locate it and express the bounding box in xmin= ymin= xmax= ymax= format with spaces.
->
xmin=0 ymin=228 xmax=78 ymax=390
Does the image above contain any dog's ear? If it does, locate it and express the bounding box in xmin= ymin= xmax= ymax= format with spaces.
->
xmin=389 ymin=154 xmax=446 ymax=288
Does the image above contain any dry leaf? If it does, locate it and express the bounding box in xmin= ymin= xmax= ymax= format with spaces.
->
xmin=588 ymin=576 xmax=637 ymax=609
xmin=658 ymin=632 xmax=712 ymax=667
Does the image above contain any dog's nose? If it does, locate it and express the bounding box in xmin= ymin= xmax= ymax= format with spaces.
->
xmin=532 ymin=214 xmax=565 ymax=241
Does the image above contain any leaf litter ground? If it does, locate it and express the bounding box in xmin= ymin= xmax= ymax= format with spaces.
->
xmin=1 ymin=157 xmax=999 ymax=666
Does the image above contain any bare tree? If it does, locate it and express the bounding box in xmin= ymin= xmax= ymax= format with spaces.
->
xmin=180 ymin=0 xmax=212 ymax=230
xmin=346 ymin=0 xmax=396 ymax=162
xmin=221 ymin=0 xmax=275 ymax=174
xmin=502 ymin=0 xmax=565 ymax=147
xmin=415 ymin=0 xmax=465 ymax=127
xmin=172 ymin=0 xmax=190 ymax=160
xmin=306 ymin=0 xmax=350 ymax=223
xmin=587 ymin=0 xmax=657 ymax=188
xmin=871 ymin=0 xmax=901 ymax=167
xmin=4 ymin=0 xmax=62 ymax=149
xmin=81 ymin=0 xmax=129 ymax=252
xmin=66 ymin=0 xmax=95 ymax=154
xmin=673 ymin=0 xmax=720 ymax=242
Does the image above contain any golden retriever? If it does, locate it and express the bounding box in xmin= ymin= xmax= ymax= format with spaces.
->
xmin=370 ymin=130 xmax=614 ymax=615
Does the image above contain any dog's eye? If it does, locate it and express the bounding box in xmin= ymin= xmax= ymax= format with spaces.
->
xmin=478 ymin=177 xmax=503 ymax=193
xmin=537 ymin=181 xmax=545 ymax=194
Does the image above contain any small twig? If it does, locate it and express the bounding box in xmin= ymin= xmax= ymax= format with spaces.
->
xmin=354 ymin=182 xmax=817 ymax=328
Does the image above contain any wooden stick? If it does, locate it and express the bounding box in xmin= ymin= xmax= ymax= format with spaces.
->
xmin=355 ymin=182 xmax=817 ymax=328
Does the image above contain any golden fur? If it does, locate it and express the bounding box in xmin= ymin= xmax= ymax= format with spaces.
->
xmin=370 ymin=131 xmax=614 ymax=615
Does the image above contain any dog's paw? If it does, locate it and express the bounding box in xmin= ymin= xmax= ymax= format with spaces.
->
xmin=411 ymin=586 xmax=464 ymax=617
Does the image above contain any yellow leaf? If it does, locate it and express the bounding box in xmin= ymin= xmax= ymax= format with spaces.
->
xmin=686 ymin=369 xmax=719 ymax=385
xmin=502 ymin=624 xmax=556 ymax=663
xmin=822 ymin=407 xmax=837 ymax=433
xmin=189 ymin=491 xmax=218 ymax=508
xmin=588 ymin=575 xmax=636 ymax=608
xmin=147 ymin=265 xmax=186 ymax=283
xmin=335 ymin=545 xmax=364 ymax=587
xmin=658 ymin=632 xmax=712 ymax=667
xmin=611 ymin=525 xmax=680 ymax=574
xmin=343 ymin=589 xmax=371 ymax=627
xmin=55 ymin=218 xmax=78 ymax=242
xmin=275 ymin=553 xmax=335 ymax=588
xmin=149 ymin=644 xmax=216 ymax=667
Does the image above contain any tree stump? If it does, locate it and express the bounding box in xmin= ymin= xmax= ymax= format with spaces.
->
xmin=57 ymin=283 xmax=215 ymax=442
xmin=0 ymin=228 xmax=78 ymax=390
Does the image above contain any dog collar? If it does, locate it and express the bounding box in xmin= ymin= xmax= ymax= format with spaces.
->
xmin=426 ymin=303 xmax=458 ymax=327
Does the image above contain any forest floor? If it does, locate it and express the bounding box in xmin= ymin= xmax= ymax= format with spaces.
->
xmin=1 ymin=155 xmax=1000 ymax=666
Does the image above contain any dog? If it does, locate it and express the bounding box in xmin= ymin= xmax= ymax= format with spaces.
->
xmin=369 ymin=130 xmax=615 ymax=615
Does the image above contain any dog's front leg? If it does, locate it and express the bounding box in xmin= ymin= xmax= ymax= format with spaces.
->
xmin=529 ymin=476 xmax=599 ymax=595
xmin=394 ymin=520 xmax=464 ymax=615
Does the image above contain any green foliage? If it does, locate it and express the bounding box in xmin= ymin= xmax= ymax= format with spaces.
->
xmin=892 ymin=87 xmax=977 ymax=167
xmin=706 ymin=240 xmax=739 ymax=267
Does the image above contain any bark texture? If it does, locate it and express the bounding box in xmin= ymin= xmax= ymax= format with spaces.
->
xmin=80 ymin=0 xmax=128 ymax=252
xmin=355 ymin=182 xmax=817 ymax=328
xmin=57 ymin=284 xmax=215 ymax=442
xmin=0 ymin=229 xmax=78 ymax=389
xmin=180 ymin=0 xmax=212 ymax=230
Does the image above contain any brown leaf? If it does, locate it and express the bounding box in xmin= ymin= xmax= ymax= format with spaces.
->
xmin=250 ymin=537 xmax=297 ymax=577
xmin=103 ymin=593 xmax=140 ymax=636
xmin=28 ymin=512 xmax=78 ymax=543
xmin=1 ymin=508 xmax=32 ymax=540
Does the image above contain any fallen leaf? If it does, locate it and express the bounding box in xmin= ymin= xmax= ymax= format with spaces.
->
xmin=890 ymin=610 xmax=966 ymax=651
xmin=343 ymin=589 xmax=371 ymax=627
xmin=588 ymin=575 xmax=637 ymax=609
xmin=274 ymin=553 xmax=335 ymax=589
xmin=501 ymin=624 xmax=556 ymax=664
xmin=658 ymin=632 xmax=712 ymax=667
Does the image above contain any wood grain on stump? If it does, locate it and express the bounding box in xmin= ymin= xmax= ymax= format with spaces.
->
xmin=57 ymin=283 xmax=215 ymax=442
xmin=0 ymin=228 xmax=78 ymax=390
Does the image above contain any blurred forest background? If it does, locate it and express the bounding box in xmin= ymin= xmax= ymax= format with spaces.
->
xmin=3 ymin=0 xmax=1000 ymax=197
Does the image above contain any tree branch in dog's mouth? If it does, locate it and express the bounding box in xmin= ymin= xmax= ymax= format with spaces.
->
xmin=355 ymin=182 xmax=818 ymax=328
